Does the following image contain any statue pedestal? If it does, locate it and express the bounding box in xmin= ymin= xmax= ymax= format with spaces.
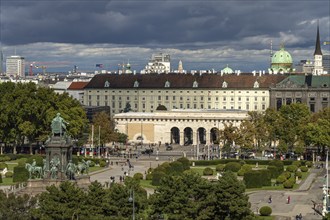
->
xmin=45 ymin=136 xmax=72 ymax=180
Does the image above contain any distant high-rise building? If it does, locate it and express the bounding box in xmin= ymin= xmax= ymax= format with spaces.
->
xmin=6 ymin=55 xmax=25 ymax=77
xmin=322 ymin=55 xmax=330 ymax=74
xmin=312 ymin=22 xmax=324 ymax=75
xmin=142 ymin=53 xmax=171 ymax=74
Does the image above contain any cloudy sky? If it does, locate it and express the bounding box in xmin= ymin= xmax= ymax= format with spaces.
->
xmin=1 ymin=0 xmax=329 ymax=73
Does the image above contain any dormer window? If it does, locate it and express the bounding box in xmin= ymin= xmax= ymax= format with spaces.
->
xmin=104 ymin=80 xmax=110 ymax=88
xmin=193 ymin=80 xmax=198 ymax=88
xmin=134 ymin=80 xmax=139 ymax=88
xmin=222 ymin=81 xmax=228 ymax=88
xmin=165 ymin=80 xmax=170 ymax=88
xmin=253 ymin=80 xmax=259 ymax=88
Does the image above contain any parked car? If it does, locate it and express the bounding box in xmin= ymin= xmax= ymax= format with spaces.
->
xmin=240 ymin=152 xmax=255 ymax=159
xmin=141 ymin=148 xmax=154 ymax=154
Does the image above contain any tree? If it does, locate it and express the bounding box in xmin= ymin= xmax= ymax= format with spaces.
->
xmin=92 ymin=111 xmax=117 ymax=146
xmin=236 ymin=120 xmax=255 ymax=152
xmin=33 ymin=181 xmax=86 ymax=219
xmin=204 ymin=171 xmax=254 ymax=220
xmin=0 ymin=191 xmax=37 ymax=220
xmin=219 ymin=122 xmax=239 ymax=153
xmin=276 ymin=104 xmax=311 ymax=152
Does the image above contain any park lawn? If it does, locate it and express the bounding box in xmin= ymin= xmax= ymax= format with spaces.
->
xmin=139 ymin=179 xmax=157 ymax=189
xmin=5 ymin=162 xmax=18 ymax=171
xmin=89 ymin=166 xmax=105 ymax=173
xmin=0 ymin=177 xmax=14 ymax=186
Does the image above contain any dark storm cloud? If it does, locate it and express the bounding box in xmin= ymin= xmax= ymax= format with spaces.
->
xmin=1 ymin=0 xmax=329 ymax=49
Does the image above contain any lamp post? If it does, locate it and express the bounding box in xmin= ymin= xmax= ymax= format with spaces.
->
xmin=128 ymin=189 xmax=135 ymax=220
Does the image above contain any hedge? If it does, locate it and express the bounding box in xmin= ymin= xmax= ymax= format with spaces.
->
xmin=0 ymin=156 xmax=11 ymax=162
xmin=267 ymin=166 xmax=281 ymax=179
xmin=13 ymin=166 xmax=29 ymax=182
xmin=99 ymin=160 xmax=107 ymax=167
xmin=192 ymin=159 xmax=294 ymax=167
xmin=0 ymin=174 xmax=2 ymax=183
xmin=259 ymin=206 xmax=272 ymax=216
xmin=0 ymin=162 xmax=8 ymax=170
xmin=237 ymin=164 xmax=252 ymax=176
xmin=305 ymin=161 xmax=313 ymax=168
xmin=224 ymin=162 xmax=241 ymax=172
xmin=26 ymin=155 xmax=44 ymax=167
xmin=276 ymin=175 xmax=287 ymax=184
xmin=203 ymin=167 xmax=214 ymax=176
xmin=259 ymin=169 xmax=272 ymax=186
xmin=244 ymin=171 xmax=264 ymax=188
xmin=292 ymin=161 xmax=301 ymax=167
xmin=295 ymin=171 xmax=302 ymax=179
xmin=167 ymin=161 xmax=184 ymax=175
xmin=300 ymin=166 xmax=308 ymax=172
xmin=216 ymin=164 xmax=225 ymax=172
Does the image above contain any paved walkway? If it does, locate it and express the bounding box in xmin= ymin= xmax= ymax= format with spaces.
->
xmin=249 ymin=167 xmax=324 ymax=220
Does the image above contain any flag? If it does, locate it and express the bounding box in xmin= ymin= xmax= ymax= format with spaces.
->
xmin=96 ymin=64 xmax=103 ymax=68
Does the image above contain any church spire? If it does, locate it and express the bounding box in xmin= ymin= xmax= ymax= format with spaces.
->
xmin=314 ymin=21 xmax=322 ymax=56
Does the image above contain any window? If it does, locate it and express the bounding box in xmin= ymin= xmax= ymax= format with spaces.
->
xmin=262 ymin=97 xmax=265 ymax=101
xmin=262 ymin=104 xmax=265 ymax=110
xmin=97 ymin=95 xmax=100 ymax=100
xmin=112 ymin=102 xmax=115 ymax=108
xmin=187 ymin=104 xmax=190 ymax=108
xmin=201 ymin=104 xmax=204 ymax=108
xmin=246 ymin=97 xmax=249 ymax=101
xmin=166 ymin=96 xmax=169 ymax=100
xmin=200 ymin=96 xmax=204 ymax=101
xmin=119 ymin=97 xmax=122 ymax=101
xmin=194 ymin=104 xmax=197 ymax=109
xmin=310 ymin=103 xmax=315 ymax=112
xmin=180 ymin=104 xmax=183 ymax=108
xmin=105 ymin=96 xmax=108 ymax=100
xmin=246 ymin=104 xmax=249 ymax=110
xmin=216 ymin=97 xmax=218 ymax=101
xmin=173 ymin=96 xmax=176 ymax=100
xmin=127 ymin=96 xmax=130 ymax=100
xmin=255 ymin=97 xmax=257 ymax=101
xmin=223 ymin=97 xmax=226 ymax=101
xmin=119 ymin=102 xmax=122 ymax=108
xmin=143 ymin=103 xmax=145 ymax=108
xmin=180 ymin=97 xmax=183 ymax=101
xmin=89 ymin=95 xmax=91 ymax=99
xmin=231 ymin=97 xmax=234 ymax=101
xmin=254 ymin=105 xmax=257 ymax=110
xmin=112 ymin=95 xmax=115 ymax=99
xmin=322 ymin=97 xmax=328 ymax=102
xmin=310 ymin=97 xmax=315 ymax=101
xmin=135 ymin=103 xmax=138 ymax=108
xmin=158 ymin=96 xmax=161 ymax=100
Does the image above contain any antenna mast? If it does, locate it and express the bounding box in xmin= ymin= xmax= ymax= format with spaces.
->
xmin=270 ymin=39 xmax=273 ymax=67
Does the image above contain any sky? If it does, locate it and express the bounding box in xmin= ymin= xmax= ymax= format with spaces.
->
xmin=0 ymin=0 xmax=330 ymax=73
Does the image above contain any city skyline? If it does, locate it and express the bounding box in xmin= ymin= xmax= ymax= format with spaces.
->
xmin=0 ymin=0 xmax=329 ymax=73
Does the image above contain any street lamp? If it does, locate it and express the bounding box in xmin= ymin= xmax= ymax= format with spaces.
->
xmin=128 ymin=189 xmax=135 ymax=220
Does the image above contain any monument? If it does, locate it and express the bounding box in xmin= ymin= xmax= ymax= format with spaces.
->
xmin=23 ymin=113 xmax=90 ymax=195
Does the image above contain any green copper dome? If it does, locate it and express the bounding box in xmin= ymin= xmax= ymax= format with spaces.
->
xmin=222 ymin=65 xmax=233 ymax=74
xmin=271 ymin=47 xmax=293 ymax=64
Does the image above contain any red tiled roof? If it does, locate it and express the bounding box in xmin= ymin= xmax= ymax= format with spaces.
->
xmin=84 ymin=73 xmax=287 ymax=89
xmin=68 ymin=81 xmax=89 ymax=90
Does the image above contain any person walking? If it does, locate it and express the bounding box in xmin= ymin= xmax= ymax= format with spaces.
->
xmin=268 ymin=195 xmax=272 ymax=203
xmin=287 ymin=195 xmax=291 ymax=204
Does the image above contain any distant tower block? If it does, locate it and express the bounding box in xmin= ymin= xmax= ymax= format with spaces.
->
xmin=178 ymin=60 xmax=183 ymax=73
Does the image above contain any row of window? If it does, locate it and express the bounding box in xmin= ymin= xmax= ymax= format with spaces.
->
xmin=90 ymin=90 xmax=265 ymax=94
xmin=89 ymin=95 xmax=266 ymax=102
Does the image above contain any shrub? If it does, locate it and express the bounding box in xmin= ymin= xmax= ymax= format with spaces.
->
xmin=215 ymin=164 xmax=225 ymax=172
xmin=292 ymin=161 xmax=301 ymax=167
xmin=282 ymin=171 xmax=292 ymax=179
xmin=224 ymin=162 xmax=241 ymax=172
xmin=151 ymin=171 xmax=166 ymax=186
xmin=5 ymin=171 xmax=13 ymax=178
xmin=295 ymin=171 xmax=302 ymax=179
xmin=167 ymin=161 xmax=184 ymax=175
xmin=177 ymin=157 xmax=190 ymax=170
xmin=259 ymin=206 xmax=272 ymax=216
xmin=276 ymin=175 xmax=287 ymax=184
xmin=0 ymin=174 xmax=2 ymax=183
xmin=146 ymin=173 xmax=153 ymax=180
xmin=305 ymin=161 xmax=313 ymax=168
xmin=0 ymin=162 xmax=8 ymax=170
xmin=13 ymin=166 xmax=29 ymax=182
xmin=0 ymin=156 xmax=11 ymax=162
xmin=203 ymin=167 xmax=214 ymax=176
xmin=300 ymin=166 xmax=308 ymax=172
xmin=99 ymin=160 xmax=107 ymax=167
xmin=133 ymin=173 xmax=143 ymax=180
xmin=283 ymin=179 xmax=295 ymax=188
xmin=237 ymin=164 xmax=252 ymax=176
xmin=286 ymin=165 xmax=298 ymax=172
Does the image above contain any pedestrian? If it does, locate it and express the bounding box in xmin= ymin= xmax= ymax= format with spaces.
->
xmin=287 ymin=195 xmax=290 ymax=204
xmin=268 ymin=195 xmax=272 ymax=203
xmin=298 ymin=213 xmax=302 ymax=219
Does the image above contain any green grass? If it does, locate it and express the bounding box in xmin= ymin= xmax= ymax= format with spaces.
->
xmin=5 ymin=162 xmax=18 ymax=171
xmin=0 ymin=177 xmax=14 ymax=186
xmin=139 ymin=180 xmax=157 ymax=189
xmin=89 ymin=166 xmax=105 ymax=173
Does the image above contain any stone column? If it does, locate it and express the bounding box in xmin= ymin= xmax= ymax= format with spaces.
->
xmin=180 ymin=131 xmax=184 ymax=146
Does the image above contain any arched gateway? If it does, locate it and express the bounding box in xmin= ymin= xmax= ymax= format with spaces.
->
xmin=114 ymin=109 xmax=248 ymax=146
